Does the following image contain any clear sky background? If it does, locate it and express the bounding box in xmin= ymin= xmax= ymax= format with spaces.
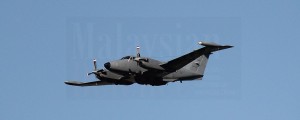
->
xmin=1 ymin=0 xmax=300 ymax=120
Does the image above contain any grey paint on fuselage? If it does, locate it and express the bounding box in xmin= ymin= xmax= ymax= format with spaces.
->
xmin=65 ymin=41 xmax=233 ymax=86
xmin=108 ymin=56 xmax=202 ymax=81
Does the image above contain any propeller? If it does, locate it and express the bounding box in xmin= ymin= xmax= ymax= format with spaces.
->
xmin=133 ymin=46 xmax=148 ymax=65
xmin=93 ymin=59 xmax=97 ymax=71
xmin=136 ymin=46 xmax=140 ymax=58
xmin=87 ymin=59 xmax=106 ymax=77
xmin=128 ymin=46 xmax=140 ymax=62
xmin=135 ymin=46 xmax=142 ymax=63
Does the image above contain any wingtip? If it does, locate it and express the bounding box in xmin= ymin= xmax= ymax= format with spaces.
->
xmin=226 ymin=45 xmax=234 ymax=48
xmin=64 ymin=81 xmax=83 ymax=86
xmin=64 ymin=81 xmax=73 ymax=85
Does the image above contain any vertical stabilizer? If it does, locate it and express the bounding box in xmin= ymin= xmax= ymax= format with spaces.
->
xmin=188 ymin=53 xmax=211 ymax=76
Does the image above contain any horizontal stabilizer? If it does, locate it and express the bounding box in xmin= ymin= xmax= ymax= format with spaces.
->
xmin=198 ymin=41 xmax=232 ymax=47
xmin=198 ymin=41 xmax=222 ymax=47
xmin=198 ymin=41 xmax=233 ymax=52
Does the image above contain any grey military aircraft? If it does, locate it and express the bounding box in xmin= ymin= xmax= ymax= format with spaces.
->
xmin=65 ymin=41 xmax=233 ymax=86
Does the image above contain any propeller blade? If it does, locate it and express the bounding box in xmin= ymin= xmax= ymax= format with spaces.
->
xmin=87 ymin=70 xmax=106 ymax=77
xmin=87 ymin=60 xmax=106 ymax=78
xmin=97 ymin=69 xmax=104 ymax=72
xmin=136 ymin=46 xmax=140 ymax=58
xmin=87 ymin=72 xmax=93 ymax=76
xmin=87 ymin=71 xmax=97 ymax=76
xmin=93 ymin=59 xmax=97 ymax=71
xmin=135 ymin=46 xmax=141 ymax=65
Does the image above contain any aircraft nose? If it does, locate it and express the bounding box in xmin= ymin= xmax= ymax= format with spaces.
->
xmin=104 ymin=62 xmax=111 ymax=69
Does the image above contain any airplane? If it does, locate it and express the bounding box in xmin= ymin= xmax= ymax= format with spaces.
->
xmin=65 ymin=41 xmax=233 ymax=86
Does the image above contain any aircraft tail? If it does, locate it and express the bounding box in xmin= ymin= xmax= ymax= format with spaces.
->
xmin=187 ymin=42 xmax=233 ymax=78
xmin=161 ymin=41 xmax=232 ymax=73
xmin=187 ymin=53 xmax=211 ymax=76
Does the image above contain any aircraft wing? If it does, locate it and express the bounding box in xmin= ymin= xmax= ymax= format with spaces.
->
xmin=64 ymin=80 xmax=113 ymax=87
xmin=160 ymin=42 xmax=232 ymax=71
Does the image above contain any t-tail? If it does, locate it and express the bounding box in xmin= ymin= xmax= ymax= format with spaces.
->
xmin=187 ymin=41 xmax=233 ymax=79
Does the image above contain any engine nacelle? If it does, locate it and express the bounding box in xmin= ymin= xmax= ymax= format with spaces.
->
xmin=139 ymin=59 xmax=165 ymax=71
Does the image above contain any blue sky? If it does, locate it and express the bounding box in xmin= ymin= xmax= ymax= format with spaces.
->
xmin=1 ymin=0 xmax=300 ymax=120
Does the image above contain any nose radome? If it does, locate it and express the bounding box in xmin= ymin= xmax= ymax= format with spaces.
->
xmin=104 ymin=62 xmax=111 ymax=69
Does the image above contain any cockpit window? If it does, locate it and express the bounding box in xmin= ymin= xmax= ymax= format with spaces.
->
xmin=120 ymin=56 xmax=136 ymax=60
xmin=120 ymin=56 xmax=131 ymax=60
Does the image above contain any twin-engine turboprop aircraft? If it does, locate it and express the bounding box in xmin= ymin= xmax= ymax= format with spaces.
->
xmin=65 ymin=41 xmax=233 ymax=86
